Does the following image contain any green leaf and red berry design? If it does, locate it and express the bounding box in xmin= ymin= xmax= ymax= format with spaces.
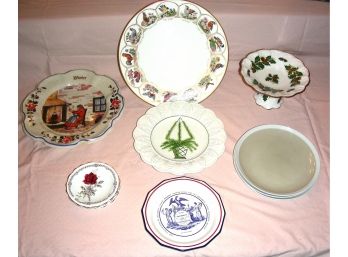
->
xmin=265 ymin=74 xmax=279 ymax=84
xmin=251 ymin=55 xmax=276 ymax=73
xmin=285 ymin=64 xmax=303 ymax=87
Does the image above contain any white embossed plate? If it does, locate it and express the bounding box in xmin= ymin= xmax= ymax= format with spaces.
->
xmin=66 ymin=162 xmax=120 ymax=208
xmin=133 ymin=101 xmax=226 ymax=174
xmin=142 ymin=176 xmax=225 ymax=251
xmin=22 ymin=69 xmax=124 ymax=146
xmin=233 ymin=125 xmax=320 ymax=199
xmin=119 ymin=0 xmax=228 ymax=105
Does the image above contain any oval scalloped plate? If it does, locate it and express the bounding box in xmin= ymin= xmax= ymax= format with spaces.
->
xmin=22 ymin=69 xmax=124 ymax=147
xmin=240 ymin=49 xmax=310 ymax=97
xmin=133 ymin=101 xmax=226 ymax=174
xmin=119 ymin=0 xmax=228 ymax=105
xmin=142 ymin=176 xmax=225 ymax=251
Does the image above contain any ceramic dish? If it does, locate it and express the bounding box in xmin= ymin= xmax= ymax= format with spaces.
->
xmin=119 ymin=0 xmax=228 ymax=105
xmin=133 ymin=101 xmax=226 ymax=174
xmin=240 ymin=49 xmax=310 ymax=109
xmin=66 ymin=162 xmax=120 ymax=208
xmin=142 ymin=176 xmax=225 ymax=251
xmin=22 ymin=69 xmax=124 ymax=146
xmin=233 ymin=125 xmax=320 ymax=199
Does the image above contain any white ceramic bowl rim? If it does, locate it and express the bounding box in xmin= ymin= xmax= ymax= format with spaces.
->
xmin=240 ymin=49 xmax=310 ymax=98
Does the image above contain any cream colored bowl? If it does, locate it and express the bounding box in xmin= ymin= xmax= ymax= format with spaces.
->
xmin=233 ymin=125 xmax=320 ymax=199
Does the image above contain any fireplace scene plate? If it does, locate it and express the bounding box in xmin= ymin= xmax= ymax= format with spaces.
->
xmin=22 ymin=69 xmax=124 ymax=146
xmin=133 ymin=101 xmax=226 ymax=174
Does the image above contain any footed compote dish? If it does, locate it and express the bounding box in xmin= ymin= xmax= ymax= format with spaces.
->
xmin=240 ymin=49 xmax=310 ymax=109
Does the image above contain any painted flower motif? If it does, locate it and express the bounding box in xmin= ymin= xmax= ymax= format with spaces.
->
xmin=181 ymin=5 xmax=198 ymax=20
xmin=62 ymin=136 xmax=73 ymax=144
xmin=198 ymin=75 xmax=214 ymax=90
xmin=158 ymin=4 xmax=177 ymax=18
xmin=26 ymin=101 xmax=37 ymax=112
xmin=163 ymin=91 xmax=177 ymax=102
xmin=143 ymin=84 xmax=159 ymax=100
xmin=125 ymin=27 xmax=142 ymax=45
xmin=210 ymin=56 xmax=224 ymax=72
xmin=111 ymin=98 xmax=121 ymax=109
xmin=122 ymin=48 xmax=136 ymax=66
xmin=141 ymin=11 xmax=157 ymax=27
xmin=127 ymin=69 xmax=142 ymax=86
xmin=77 ymin=172 xmax=104 ymax=202
xmin=209 ymin=36 xmax=224 ymax=52
xmin=199 ymin=17 xmax=216 ymax=34
xmin=83 ymin=172 xmax=98 ymax=185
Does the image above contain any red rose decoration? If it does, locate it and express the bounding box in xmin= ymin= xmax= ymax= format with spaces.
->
xmin=111 ymin=98 xmax=121 ymax=109
xmin=26 ymin=101 xmax=37 ymax=112
xmin=83 ymin=172 xmax=98 ymax=185
xmin=62 ymin=136 xmax=73 ymax=144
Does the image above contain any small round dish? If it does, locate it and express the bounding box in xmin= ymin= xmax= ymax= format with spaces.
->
xmin=119 ymin=0 xmax=228 ymax=105
xmin=22 ymin=69 xmax=124 ymax=147
xmin=133 ymin=101 xmax=226 ymax=174
xmin=233 ymin=125 xmax=320 ymax=199
xmin=142 ymin=176 xmax=225 ymax=251
xmin=66 ymin=162 xmax=120 ymax=208
xmin=240 ymin=49 xmax=310 ymax=109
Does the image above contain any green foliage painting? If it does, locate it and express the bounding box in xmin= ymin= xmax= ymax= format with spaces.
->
xmin=251 ymin=55 xmax=276 ymax=73
xmin=285 ymin=64 xmax=303 ymax=87
xmin=265 ymin=74 xmax=279 ymax=84
xmin=160 ymin=117 xmax=198 ymax=159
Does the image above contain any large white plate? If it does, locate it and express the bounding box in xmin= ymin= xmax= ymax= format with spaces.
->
xmin=119 ymin=0 xmax=228 ymax=105
xmin=233 ymin=125 xmax=320 ymax=199
xmin=142 ymin=176 xmax=225 ymax=251
xmin=66 ymin=162 xmax=120 ymax=209
xmin=133 ymin=101 xmax=226 ymax=174
xmin=22 ymin=69 xmax=124 ymax=147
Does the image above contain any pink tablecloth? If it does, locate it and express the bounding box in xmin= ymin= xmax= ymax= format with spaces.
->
xmin=19 ymin=1 xmax=329 ymax=256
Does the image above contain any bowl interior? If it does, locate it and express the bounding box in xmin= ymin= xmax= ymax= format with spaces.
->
xmin=241 ymin=50 xmax=310 ymax=97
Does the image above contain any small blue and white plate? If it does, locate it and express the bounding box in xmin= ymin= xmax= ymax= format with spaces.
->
xmin=142 ymin=176 xmax=225 ymax=251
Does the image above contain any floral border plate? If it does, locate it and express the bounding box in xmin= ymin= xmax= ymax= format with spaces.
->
xmin=119 ymin=0 xmax=228 ymax=105
xmin=233 ymin=125 xmax=320 ymax=199
xmin=142 ymin=176 xmax=225 ymax=251
xmin=133 ymin=101 xmax=226 ymax=174
xmin=66 ymin=162 xmax=120 ymax=208
xmin=22 ymin=69 xmax=124 ymax=147
xmin=240 ymin=49 xmax=310 ymax=109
